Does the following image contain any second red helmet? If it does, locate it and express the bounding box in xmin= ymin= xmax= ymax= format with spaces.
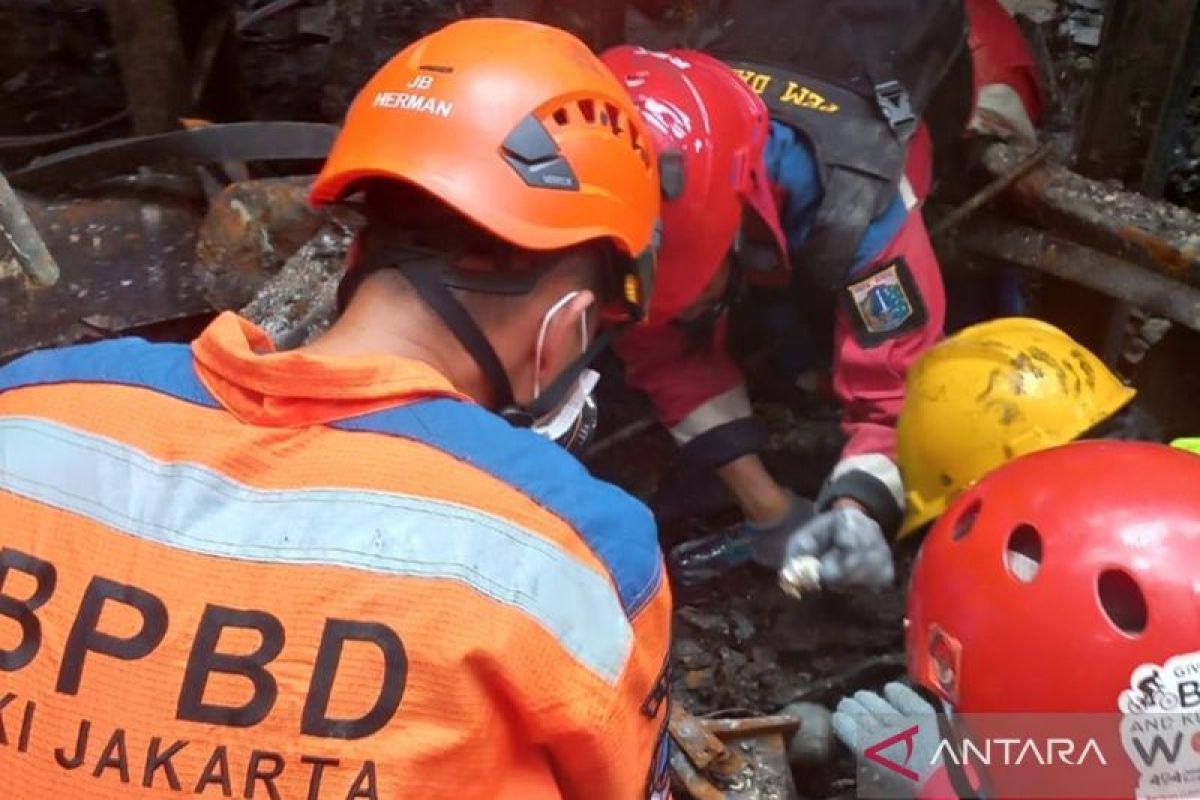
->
xmin=602 ymin=46 xmax=789 ymax=326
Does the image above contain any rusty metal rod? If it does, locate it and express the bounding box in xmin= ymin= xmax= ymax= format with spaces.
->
xmin=930 ymin=142 xmax=1053 ymax=238
xmin=669 ymin=747 xmax=728 ymax=800
xmin=957 ymin=218 xmax=1200 ymax=334
xmin=0 ymin=172 xmax=59 ymax=287
xmin=702 ymin=714 xmax=800 ymax=739
xmin=670 ymin=705 xmax=747 ymax=783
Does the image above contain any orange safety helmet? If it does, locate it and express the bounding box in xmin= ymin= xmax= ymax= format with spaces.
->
xmin=908 ymin=441 xmax=1200 ymax=797
xmin=601 ymin=46 xmax=788 ymax=325
xmin=311 ymin=18 xmax=660 ymax=323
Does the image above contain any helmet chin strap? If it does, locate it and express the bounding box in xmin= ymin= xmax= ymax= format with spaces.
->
xmin=398 ymin=256 xmax=613 ymax=426
xmin=400 ymin=257 xmax=516 ymax=409
xmin=936 ymin=711 xmax=991 ymax=800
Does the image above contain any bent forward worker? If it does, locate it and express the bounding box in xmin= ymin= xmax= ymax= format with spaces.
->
xmin=0 ymin=19 xmax=672 ymax=800
xmin=601 ymin=0 xmax=1044 ymax=592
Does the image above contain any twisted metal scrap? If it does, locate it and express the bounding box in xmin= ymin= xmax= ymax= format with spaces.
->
xmin=0 ymin=171 xmax=58 ymax=287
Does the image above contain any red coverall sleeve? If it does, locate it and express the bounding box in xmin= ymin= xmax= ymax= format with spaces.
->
xmin=615 ymin=319 xmax=766 ymax=469
xmin=965 ymin=0 xmax=1044 ymax=143
xmin=832 ymin=206 xmax=946 ymax=463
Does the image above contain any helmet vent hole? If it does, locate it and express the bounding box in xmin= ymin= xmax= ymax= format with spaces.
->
xmin=951 ymin=500 xmax=981 ymax=541
xmin=605 ymin=103 xmax=623 ymax=136
xmin=553 ymin=108 xmax=569 ymax=126
xmin=1098 ymin=569 xmax=1148 ymax=635
xmin=578 ymin=99 xmax=596 ymax=123
xmin=1005 ymin=524 xmax=1042 ymax=583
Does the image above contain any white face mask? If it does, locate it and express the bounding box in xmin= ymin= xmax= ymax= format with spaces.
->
xmin=530 ymin=291 xmax=600 ymax=448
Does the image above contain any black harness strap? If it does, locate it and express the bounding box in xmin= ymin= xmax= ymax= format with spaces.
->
xmin=399 ymin=257 xmax=517 ymax=412
xmin=343 ymin=244 xmax=618 ymax=428
xmin=936 ymin=711 xmax=992 ymax=800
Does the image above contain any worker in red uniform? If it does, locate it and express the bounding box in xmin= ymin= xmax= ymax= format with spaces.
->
xmin=601 ymin=0 xmax=1044 ymax=590
xmin=0 ymin=19 xmax=673 ymax=799
xmin=831 ymin=441 xmax=1200 ymax=799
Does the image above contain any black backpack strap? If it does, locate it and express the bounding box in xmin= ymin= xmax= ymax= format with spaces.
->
xmin=830 ymin=0 xmax=969 ymax=142
xmin=727 ymin=60 xmax=907 ymax=289
xmin=827 ymin=3 xmax=918 ymax=141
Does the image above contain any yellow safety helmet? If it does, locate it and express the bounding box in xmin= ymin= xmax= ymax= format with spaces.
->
xmin=896 ymin=317 xmax=1136 ymax=539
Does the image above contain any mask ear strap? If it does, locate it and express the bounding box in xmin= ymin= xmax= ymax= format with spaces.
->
xmin=533 ymin=290 xmax=583 ymax=397
xmin=400 ymin=257 xmax=516 ymax=410
xmin=520 ymin=329 xmax=613 ymax=423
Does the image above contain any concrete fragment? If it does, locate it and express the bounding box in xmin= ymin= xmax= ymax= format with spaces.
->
xmin=195 ymin=177 xmax=331 ymax=310
xmin=780 ymin=701 xmax=835 ymax=766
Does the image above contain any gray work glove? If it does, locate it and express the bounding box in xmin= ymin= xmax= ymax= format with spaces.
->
xmin=745 ymin=491 xmax=817 ymax=569
xmin=669 ymin=493 xmax=817 ymax=587
xmin=779 ymin=506 xmax=894 ymax=595
xmin=831 ymin=682 xmax=943 ymax=799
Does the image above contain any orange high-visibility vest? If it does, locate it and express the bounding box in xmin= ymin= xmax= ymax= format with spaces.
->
xmin=0 ymin=313 xmax=672 ymax=800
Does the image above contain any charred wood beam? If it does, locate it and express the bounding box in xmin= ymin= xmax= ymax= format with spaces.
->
xmin=1072 ymin=0 xmax=1200 ymax=364
xmin=1076 ymin=0 xmax=1200 ymax=189
xmin=1142 ymin=8 xmax=1200 ymax=197
xmin=104 ymin=0 xmax=189 ymax=135
xmin=980 ymin=142 xmax=1200 ymax=288
xmin=955 ymin=217 xmax=1200 ymax=334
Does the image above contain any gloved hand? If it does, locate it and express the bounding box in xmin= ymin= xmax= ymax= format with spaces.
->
xmin=669 ymin=493 xmax=815 ymax=587
xmin=831 ymin=682 xmax=943 ymax=799
xmin=778 ymin=506 xmax=894 ymax=596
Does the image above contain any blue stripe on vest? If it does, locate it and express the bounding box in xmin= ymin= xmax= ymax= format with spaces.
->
xmin=339 ymin=402 xmax=663 ymax=617
xmin=0 ymin=337 xmax=663 ymax=617
xmin=0 ymin=338 xmax=218 ymax=406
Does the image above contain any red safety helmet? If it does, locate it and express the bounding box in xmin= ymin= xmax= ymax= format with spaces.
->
xmin=602 ymin=46 xmax=788 ymax=326
xmin=910 ymin=440 xmax=1200 ymax=713
xmin=908 ymin=441 xmax=1200 ymax=795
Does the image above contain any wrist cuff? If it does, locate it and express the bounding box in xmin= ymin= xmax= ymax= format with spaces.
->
xmin=678 ymin=417 xmax=767 ymax=470
xmin=817 ymin=470 xmax=903 ymax=539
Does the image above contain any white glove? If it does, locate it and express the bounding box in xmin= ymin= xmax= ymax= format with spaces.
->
xmin=831 ymin=682 xmax=943 ymax=799
xmin=779 ymin=507 xmax=894 ymax=595
xmin=969 ymin=83 xmax=1039 ymax=147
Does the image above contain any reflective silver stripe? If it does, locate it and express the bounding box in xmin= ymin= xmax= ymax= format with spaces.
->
xmin=829 ymin=453 xmax=905 ymax=513
xmin=670 ymin=384 xmax=754 ymax=445
xmin=0 ymin=416 xmax=633 ymax=684
xmin=899 ymin=175 xmax=918 ymax=212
